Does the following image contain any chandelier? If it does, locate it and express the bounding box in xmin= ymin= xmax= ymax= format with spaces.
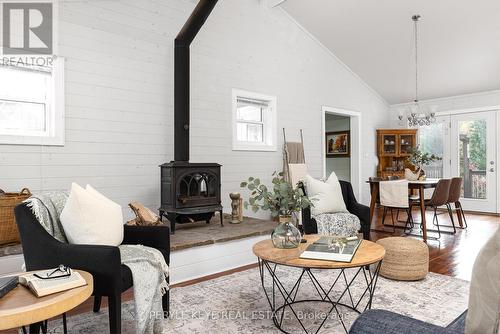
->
xmin=398 ymin=15 xmax=437 ymax=127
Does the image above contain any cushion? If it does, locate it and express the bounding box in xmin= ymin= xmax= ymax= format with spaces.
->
xmin=305 ymin=172 xmax=347 ymax=216
xmin=465 ymin=226 xmax=500 ymax=334
xmin=314 ymin=212 xmax=360 ymax=237
xmin=60 ymin=183 xmax=124 ymax=246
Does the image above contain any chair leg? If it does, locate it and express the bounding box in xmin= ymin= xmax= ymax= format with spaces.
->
xmin=93 ymin=295 xmax=102 ymax=312
xmin=389 ymin=209 xmax=396 ymax=233
xmin=433 ymin=207 xmax=441 ymax=238
xmin=381 ymin=207 xmax=388 ymax=226
xmin=404 ymin=208 xmax=412 ymax=232
xmin=446 ymin=203 xmax=457 ymax=233
xmin=162 ymin=290 xmax=170 ymax=318
xmin=457 ymin=202 xmax=468 ymax=228
xmin=108 ymin=294 xmax=121 ymax=334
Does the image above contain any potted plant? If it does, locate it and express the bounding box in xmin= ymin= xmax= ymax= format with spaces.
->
xmin=405 ymin=146 xmax=442 ymax=180
xmin=240 ymin=172 xmax=313 ymax=249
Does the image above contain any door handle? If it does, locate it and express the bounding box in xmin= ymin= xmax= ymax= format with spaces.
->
xmin=490 ymin=168 xmax=495 ymax=172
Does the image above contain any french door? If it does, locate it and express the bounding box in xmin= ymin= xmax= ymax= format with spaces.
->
xmin=418 ymin=110 xmax=498 ymax=213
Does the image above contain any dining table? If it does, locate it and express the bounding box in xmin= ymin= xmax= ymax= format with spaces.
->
xmin=368 ymin=178 xmax=440 ymax=242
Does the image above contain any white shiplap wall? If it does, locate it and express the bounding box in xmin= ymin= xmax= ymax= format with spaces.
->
xmin=0 ymin=0 xmax=389 ymax=220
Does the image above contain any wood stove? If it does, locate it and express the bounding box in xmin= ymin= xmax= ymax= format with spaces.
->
xmin=159 ymin=0 xmax=223 ymax=233
xmin=159 ymin=162 xmax=222 ymax=233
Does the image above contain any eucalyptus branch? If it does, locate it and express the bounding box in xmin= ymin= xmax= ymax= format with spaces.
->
xmin=240 ymin=171 xmax=313 ymax=218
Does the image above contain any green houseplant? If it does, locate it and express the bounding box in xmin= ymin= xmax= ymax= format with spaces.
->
xmin=405 ymin=146 xmax=442 ymax=180
xmin=240 ymin=172 xmax=312 ymax=249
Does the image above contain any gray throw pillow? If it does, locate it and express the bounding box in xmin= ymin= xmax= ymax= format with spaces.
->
xmin=466 ymin=226 xmax=500 ymax=334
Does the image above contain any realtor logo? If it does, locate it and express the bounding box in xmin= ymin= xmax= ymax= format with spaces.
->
xmin=2 ymin=2 xmax=53 ymax=54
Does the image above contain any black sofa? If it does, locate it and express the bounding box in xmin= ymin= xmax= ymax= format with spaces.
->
xmin=349 ymin=309 xmax=467 ymax=334
xmin=14 ymin=203 xmax=170 ymax=334
xmin=301 ymin=180 xmax=371 ymax=240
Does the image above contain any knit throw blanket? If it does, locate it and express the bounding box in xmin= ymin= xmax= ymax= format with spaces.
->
xmin=24 ymin=193 xmax=169 ymax=334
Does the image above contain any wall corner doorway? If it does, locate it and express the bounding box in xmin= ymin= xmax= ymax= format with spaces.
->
xmin=321 ymin=106 xmax=361 ymax=199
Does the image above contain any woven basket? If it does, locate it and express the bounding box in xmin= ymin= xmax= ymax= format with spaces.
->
xmin=0 ymin=188 xmax=31 ymax=245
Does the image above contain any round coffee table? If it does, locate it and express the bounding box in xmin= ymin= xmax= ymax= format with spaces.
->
xmin=0 ymin=270 xmax=93 ymax=334
xmin=253 ymin=235 xmax=385 ymax=334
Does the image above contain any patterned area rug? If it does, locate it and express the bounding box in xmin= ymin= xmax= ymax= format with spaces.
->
xmin=45 ymin=267 xmax=469 ymax=333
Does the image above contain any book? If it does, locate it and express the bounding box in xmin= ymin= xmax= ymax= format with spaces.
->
xmin=0 ymin=276 xmax=18 ymax=298
xmin=300 ymin=236 xmax=362 ymax=263
xmin=18 ymin=270 xmax=87 ymax=297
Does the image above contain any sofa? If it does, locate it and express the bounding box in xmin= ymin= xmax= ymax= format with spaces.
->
xmin=349 ymin=309 xmax=467 ymax=334
xmin=350 ymin=223 xmax=500 ymax=334
xmin=301 ymin=180 xmax=371 ymax=240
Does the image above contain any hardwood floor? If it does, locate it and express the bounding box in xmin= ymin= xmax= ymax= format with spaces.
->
xmin=1 ymin=209 xmax=498 ymax=334
xmin=369 ymin=207 xmax=499 ymax=281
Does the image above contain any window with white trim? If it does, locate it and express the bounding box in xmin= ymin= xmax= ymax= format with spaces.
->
xmin=232 ymin=89 xmax=276 ymax=151
xmin=0 ymin=57 xmax=65 ymax=145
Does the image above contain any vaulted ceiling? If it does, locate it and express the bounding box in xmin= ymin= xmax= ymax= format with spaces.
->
xmin=281 ymin=0 xmax=500 ymax=104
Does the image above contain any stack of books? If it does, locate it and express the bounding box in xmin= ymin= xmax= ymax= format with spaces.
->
xmin=300 ymin=236 xmax=362 ymax=262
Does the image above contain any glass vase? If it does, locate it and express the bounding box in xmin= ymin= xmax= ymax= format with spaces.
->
xmin=272 ymin=215 xmax=302 ymax=249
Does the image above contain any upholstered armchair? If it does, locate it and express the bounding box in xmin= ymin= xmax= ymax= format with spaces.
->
xmin=301 ymin=180 xmax=371 ymax=240
xmin=14 ymin=203 xmax=170 ymax=334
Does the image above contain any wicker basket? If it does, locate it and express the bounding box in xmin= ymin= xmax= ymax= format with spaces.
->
xmin=0 ymin=188 xmax=31 ymax=245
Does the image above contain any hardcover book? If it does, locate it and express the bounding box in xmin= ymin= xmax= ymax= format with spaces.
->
xmin=300 ymin=236 xmax=362 ymax=262
xmin=19 ymin=270 xmax=86 ymax=297
xmin=0 ymin=276 xmax=18 ymax=298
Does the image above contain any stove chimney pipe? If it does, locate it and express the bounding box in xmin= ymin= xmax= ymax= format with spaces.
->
xmin=174 ymin=0 xmax=218 ymax=161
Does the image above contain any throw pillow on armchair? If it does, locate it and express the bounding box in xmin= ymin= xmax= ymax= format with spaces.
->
xmin=60 ymin=183 xmax=124 ymax=246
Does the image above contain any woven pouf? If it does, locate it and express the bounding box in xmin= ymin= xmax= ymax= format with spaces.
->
xmin=376 ymin=237 xmax=429 ymax=281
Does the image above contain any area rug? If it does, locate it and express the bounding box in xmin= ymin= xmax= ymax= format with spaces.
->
xmin=45 ymin=267 xmax=469 ymax=333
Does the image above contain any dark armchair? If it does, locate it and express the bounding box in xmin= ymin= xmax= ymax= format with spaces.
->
xmin=14 ymin=203 xmax=170 ymax=334
xmin=301 ymin=180 xmax=371 ymax=240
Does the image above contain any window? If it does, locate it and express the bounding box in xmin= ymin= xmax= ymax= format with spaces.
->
xmin=232 ymin=89 xmax=276 ymax=151
xmin=0 ymin=57 xmax=65 ymax=145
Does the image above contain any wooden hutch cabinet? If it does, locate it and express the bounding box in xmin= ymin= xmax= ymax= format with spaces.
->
xmin=376 ymin=129 xmax=418 ymax=178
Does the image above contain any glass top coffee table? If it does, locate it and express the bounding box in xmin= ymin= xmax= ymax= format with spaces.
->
xmin=253 ymin=235 xmax=385 ymax=333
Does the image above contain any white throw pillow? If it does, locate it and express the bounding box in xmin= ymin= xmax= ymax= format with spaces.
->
xmin=60 ymin=183 xmax=124 ymax=246
xmin=305 ymin=172 xmax=347 ymax=216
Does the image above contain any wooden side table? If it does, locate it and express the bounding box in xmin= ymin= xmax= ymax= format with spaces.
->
xmin=0 ymin=270 xmax=93 ymax=334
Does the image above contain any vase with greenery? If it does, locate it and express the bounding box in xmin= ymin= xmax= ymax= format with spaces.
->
xmin=406 ymin=146 xmax=442 ymax=180
xmin=240 ymin=172 xmax=313 ymax=249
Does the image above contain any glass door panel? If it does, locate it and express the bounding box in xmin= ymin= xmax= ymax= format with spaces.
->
xmin=382 ymin=134 xmax=397 ymax=155
xmin=417 ymin=118 xmax=448 ymax=179
xmin=399 ymin=134 xmax=415 ymax=155
xmin=450 ymin=111 xmax=497 ymax=212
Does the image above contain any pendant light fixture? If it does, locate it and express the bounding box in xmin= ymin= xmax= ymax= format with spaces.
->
xmin=398 ymin=14 xmax=437 ymax=127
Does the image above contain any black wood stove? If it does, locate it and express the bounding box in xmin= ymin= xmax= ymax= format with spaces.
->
xmin=159 ymin=0 xmax=223 ymax=234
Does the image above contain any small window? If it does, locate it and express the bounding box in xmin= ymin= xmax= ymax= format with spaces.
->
xmin=0 ymin=57 xmax=65 ymax=145
xmin=232 ymin=89 xmax=276 ymax=151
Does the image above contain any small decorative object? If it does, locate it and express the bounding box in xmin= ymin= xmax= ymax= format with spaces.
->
xmin=240 ymin=172 xmax=313 ymax=249
xmin=326 ymin=131 xmax=350 ymax=157
xmin=229 ymin=193 xmax=242 ymax=224
xmin=405 ymin=146 xmax=442 ymax=180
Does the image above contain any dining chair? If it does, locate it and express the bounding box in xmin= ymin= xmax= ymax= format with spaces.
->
xmin=379 ymin=180 xmax=414 ymax=233
xmin=385 ymin=175 xmax=401 ymax=221
xmin=447 ymin=177 xmax=467 ymax=229
xmin=414 ymin=179 xmax=452 ymax=238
